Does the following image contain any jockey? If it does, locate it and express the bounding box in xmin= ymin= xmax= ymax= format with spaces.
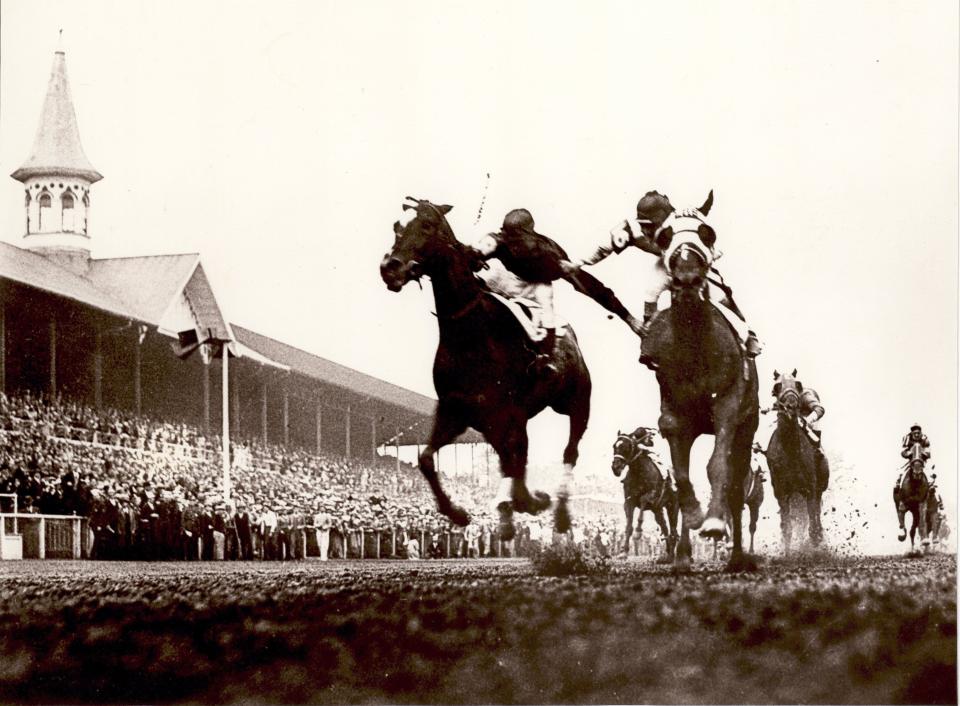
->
xmin=901 ymin=423 xmax=931 ymax=461
xmin=631 ymin=426 xmax=677 ymax=493
xmin=470 ymin=208 xmax=644 ymax=372
xmin=750 ymin=442 xmax=767 ymax=482
xmin=567 ymin=191 xmax=762 ymax=357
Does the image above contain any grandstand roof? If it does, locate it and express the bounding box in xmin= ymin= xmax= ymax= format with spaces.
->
xmin=0 ymin=241 xmax=130 ymax=318
xmin=88 ymin=253 xmax=200 ymax=324
xmin=232 ymin=324 xmax=437 ymax=416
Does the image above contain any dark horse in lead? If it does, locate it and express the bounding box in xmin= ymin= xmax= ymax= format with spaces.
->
xmin=640 ymin=192 xmax=760 ymax=571
xmin=380 ymin=198 xmax=591 ymax=539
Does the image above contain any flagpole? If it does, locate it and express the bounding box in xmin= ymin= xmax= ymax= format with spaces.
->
xmin=222 ymin=343 xmax=231 ymax=503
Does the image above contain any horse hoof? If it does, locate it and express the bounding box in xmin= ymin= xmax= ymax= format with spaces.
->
xmin=514 ymin=490 xmax=551 ymax=515
xmin=898 ymin=531 xmax=906 ymax=542
xmin=683 ymin=505 xmax=705 ymax=531
xmin=725 ymin=553 xmax=759 ymax=573
xmin=673 ymin=556 xmax=693 ymax=573
xmin=699 ymin=516 xmax=726 ymax=539
xmin=655 ymin=555 xmax=673 ymax=565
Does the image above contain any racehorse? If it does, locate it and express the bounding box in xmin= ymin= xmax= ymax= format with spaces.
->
xmin=766 ymin=371 xmax=829 ymax=552
xmin=894 ymin=442 xmax=932 ymax=552
xmin=639 ymin=192 xmax=760 ymax=571
xmin=611 ymin=429 xmax=680 ymax=562
xmin=380 ymin=198 xmax=592 ymax=540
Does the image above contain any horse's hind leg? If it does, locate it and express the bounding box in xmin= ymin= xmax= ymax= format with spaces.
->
xmin=779 ymin=494 xmax=793 ymax=554
xmin=748 ymin=501 xmax=759 ymax=554
xmin=419 ymin=406 xmax=470 ymax=527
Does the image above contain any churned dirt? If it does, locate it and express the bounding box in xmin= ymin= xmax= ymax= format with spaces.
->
xmin=0 ymin=554 xmax=954 ymax=704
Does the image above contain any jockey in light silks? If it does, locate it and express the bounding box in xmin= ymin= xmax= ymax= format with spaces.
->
xmin=564 ymin=191 xmax=762 ymax=357
xmin=631 ymin=426 xmax=678 ymax=494
xmin=469 ymin=208 xmax=645 ymax=373
xmin=897 ymin=423 xmax=931 ymax=487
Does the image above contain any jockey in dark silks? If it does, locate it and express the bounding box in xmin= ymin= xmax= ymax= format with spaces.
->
xmin=469 ymin=208 xmax=644 ymax=371
xmin=631 ymin=426 xmax=677 ymax=493
xmin=566 ymin=191 xmax=762 ymax=356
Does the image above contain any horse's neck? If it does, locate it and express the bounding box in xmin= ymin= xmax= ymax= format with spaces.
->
xmin=429 ymin=250 xmax=486 ymax=322
xmin=777 ymin=413 xmax=803 ymax=450
xmin=667 ymin=293 xmax=712 ymax=378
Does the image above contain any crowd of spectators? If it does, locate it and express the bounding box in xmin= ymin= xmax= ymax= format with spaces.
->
xmin=2 ymin=392 xmax=643 ymax=560
xmin=0 ymin=392 xmax=737 ymax=563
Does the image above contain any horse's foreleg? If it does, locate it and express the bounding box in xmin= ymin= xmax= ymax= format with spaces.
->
xmin=660 ymin=417 xmax=701 ymax=532
xmin=665 ymin=495 xmax=680 ymax=561
xmin=897 ymin=501 xmax=908 ymax=542
xmin=555 ymin=388 xmax=590 ymax=534
xmin=420 ymin=407 xmax=470 ymax=527
xmin=749 ymin=501 xmax=759 ymax=554
xmin=780 ymin=494 xmax=793 ymax=554
xmin=623 ymin=502 xmax=634 ymax=555
xmin=652 ymin=505 xmax=673 ymax=564
xmin=703 ymin=423 xmax=737 ymax=540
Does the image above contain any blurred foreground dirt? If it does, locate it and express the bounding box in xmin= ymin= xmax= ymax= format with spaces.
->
xmin=0 ymin=553 xmax=954 ymax=704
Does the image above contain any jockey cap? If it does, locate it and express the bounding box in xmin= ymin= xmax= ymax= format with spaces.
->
xmin=636 ymin=191 xmax=674 ymax=227
xmin=503 ymin=208 xmax=536 ymax=234
xmin=911 ymin=423 xmax=922 ymax=431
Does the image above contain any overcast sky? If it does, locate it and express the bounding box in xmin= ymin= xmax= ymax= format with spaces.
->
xmin=1 ymin=0 xmax=957 ymax=553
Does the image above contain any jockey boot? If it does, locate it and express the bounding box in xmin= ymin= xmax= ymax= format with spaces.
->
xmin=625 ymin=313 xmax=645 ymax=338
xmin=745 ymin=330 xmax=762 ymax=357
xmin=640 ymin=301 xmax=658 ymax=338
xmin=535 ymin=328 xmax=558 ymax=376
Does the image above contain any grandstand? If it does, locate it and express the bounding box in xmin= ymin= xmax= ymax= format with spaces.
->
xmin=0 ymin=44 xmax=632 ymax=563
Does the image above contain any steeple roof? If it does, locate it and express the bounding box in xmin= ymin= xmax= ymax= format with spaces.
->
xmin=11 ymin=47 xmax=102 ymax=183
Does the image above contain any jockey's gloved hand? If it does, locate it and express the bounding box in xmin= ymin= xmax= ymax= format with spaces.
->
xmin=465 ymin=246 xmax=489 ymax=272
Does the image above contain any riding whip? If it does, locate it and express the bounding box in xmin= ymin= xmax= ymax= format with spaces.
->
xmin=474 ymin=172 xmax=490 ymax=225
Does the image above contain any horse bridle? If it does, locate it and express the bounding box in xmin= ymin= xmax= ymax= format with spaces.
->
xmin=401 ymin=198 xmax=488 ymax=321
xmin=612 ymin=433 xmax=641 ymax=467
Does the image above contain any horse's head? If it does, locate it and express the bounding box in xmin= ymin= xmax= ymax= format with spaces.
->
xmin=380 ymin=197 xmax=455 ymax=292
xmin=909 ymin=458 xmax=927 ymax=480
xmin=772 ymin=369 xmax=803 ymax=419
xmin=654 ymin=190 xmax=716 ymax=292
xmin=611 ymin=431 xmax=638 ymax=477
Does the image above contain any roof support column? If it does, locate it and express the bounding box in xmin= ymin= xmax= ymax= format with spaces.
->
xmin=93 ymin=328 xmax=102 ymax=409
xmin=261 ymin=379 xmax=268 ymax=445
xmin=344 ymin=405 xmax=351 ymax=459
xmin=202 ymin=361 xmax=210 ymax=432
xmin=222 ymin=350 xmax=231 ymax=502
xmin=0 ymin=301 xmax=6 ymax=395
xmin=283 ymin=388 xmax=289 ymax=447
xmin=231 ymin=370 xmax=240 ymax=439
xmin=395 ymin=424 xmax=400 ymax=475
xmin=49 ymin=315 xmax=57 ymax=398
xmin=133 ymin=331 xmax=141 ymax=415
xmin=371 ymin=416 xmax=377 ymax=459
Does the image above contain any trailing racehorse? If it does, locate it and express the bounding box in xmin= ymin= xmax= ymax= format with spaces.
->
xmin=894 ymin=442 xmax=932 ymax=553
xmin=766 ymin=371 xmax=829 ymax=552
xmin=380 ymin=198 xmax=592 ymax=540
xmin=611 ymin=428 xmax=679 ymax=562
xmin=639 ymin=192 xmax=760 ymax=571
xmin=740 ymin=446 xmax=766 ymax=553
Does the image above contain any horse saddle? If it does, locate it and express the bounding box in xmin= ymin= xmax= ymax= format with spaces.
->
xmin=486 ymin=291 xmax=568 ymax=344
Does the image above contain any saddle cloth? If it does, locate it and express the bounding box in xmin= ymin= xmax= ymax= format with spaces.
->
xmin=479 ymin=260 xmax=567 ymax=342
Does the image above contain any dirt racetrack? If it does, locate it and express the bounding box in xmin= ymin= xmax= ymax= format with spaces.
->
xmin=0 ymin=553 xmax=954 ymax=705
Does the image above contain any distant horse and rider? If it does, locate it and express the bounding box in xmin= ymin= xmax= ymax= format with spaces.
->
xmin=610 ymin=427 xmax=679 ymax=562
xmin=764 ymin=370 xmax=830 ymax=553
xmin=894 ymin=424 xmax=936 ymax=554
